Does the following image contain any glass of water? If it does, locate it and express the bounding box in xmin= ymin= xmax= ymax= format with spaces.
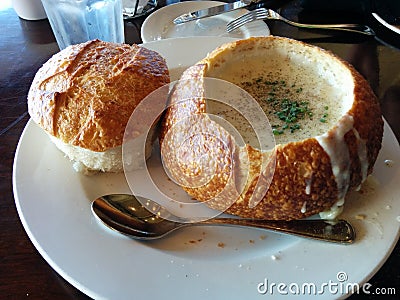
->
xmin=41 ymin=0 xmax=125 ymax=50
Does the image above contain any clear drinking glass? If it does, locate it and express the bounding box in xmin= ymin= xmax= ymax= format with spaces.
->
xmin=41 ymin=0 xmax=125 ymax=50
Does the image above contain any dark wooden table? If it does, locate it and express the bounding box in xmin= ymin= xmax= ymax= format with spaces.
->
xmin=0 ymin=0 xmax=398 ymax=299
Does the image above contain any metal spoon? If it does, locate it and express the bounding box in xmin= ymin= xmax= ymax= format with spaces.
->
xmin=91 ymin=194 xmax=355 ymax=244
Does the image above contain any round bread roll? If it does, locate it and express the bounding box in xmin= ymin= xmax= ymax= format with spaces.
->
xmin=28 ymin=39 xmax=170 ymax=173
xmin=160 ymin=36 xmax=383 ymax=220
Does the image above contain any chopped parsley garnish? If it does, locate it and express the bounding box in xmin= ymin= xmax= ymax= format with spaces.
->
xmin=320 ymin=106 xmax=329 ymax=123
xmin=243 ymin=78 xmax=329 ymax=135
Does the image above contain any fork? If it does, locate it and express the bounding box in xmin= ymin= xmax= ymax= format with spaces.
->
xmin=227 ymin=8 xmax=375 ymax=36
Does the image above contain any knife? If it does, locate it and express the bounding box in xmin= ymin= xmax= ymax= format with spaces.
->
xmin=173 ymin=0 xmax=265 ymax=25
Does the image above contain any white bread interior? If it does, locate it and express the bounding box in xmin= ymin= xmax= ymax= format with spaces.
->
xmin=49 ymin=135 xmax=123 ymax=174
xmin=49 ymin=132 xmax=154 ymax=174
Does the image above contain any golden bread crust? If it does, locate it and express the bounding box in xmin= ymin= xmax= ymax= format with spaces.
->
xmin=28 ymin=39 xmax=170 ymax=152
xmin=160 ymin=36 xmax=383 ymax=220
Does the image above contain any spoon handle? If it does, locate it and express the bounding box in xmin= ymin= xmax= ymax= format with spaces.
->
xmin=198 ymin=218 xmax=355 ymax=244
xmin=92 ymin=195 xmax=355 ymax=243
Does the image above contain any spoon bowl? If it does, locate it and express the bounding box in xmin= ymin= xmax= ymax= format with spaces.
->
xmin=91 ymin=194 xmax=355 ymax=244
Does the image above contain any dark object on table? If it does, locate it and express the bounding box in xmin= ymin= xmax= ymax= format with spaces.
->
xmin=300 ymin=0 xmax=400 ymax=49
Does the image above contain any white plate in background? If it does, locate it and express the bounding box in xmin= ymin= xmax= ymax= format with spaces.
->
xmin=13 ymin=37 xmax=400 ymax=299
xmin=141 ymin=1 xmax=270 ymax=42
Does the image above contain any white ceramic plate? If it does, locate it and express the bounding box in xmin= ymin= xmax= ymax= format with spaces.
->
xmin=141 ymin=1 xmax=270 ymax=42
xmin=14 ymin=37 xmax=400 ymax=300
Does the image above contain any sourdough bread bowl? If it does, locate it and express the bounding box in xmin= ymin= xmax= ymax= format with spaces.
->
xmin=160 ymin=36 xmax=383 ymax=220
xmin=28 ymin=39 xmax=170 ymax=173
